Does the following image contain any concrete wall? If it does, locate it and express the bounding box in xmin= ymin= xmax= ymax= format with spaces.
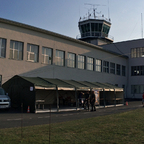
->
xmin=103 ymin=39 xmax=144 ymax=98
xmin=0 ymin=21 xmax=128 ymax=97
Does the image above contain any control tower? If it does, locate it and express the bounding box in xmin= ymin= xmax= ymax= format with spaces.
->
xmin=76 ymin=5 xmax=114 ymax=46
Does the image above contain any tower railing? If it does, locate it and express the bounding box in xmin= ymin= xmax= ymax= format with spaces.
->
xmin=79 ymin=16 xmax=111 ymax=23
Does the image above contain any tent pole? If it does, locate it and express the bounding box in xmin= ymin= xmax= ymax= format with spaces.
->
xmin=123 ymin=90 xmax=125 ymax=105
xmin=56 ymin=86 xmax=59 ymax=112
xmin=114 ymin=88 xmax=116 ymax=106
xmin=103 ymin=88 xmax=106 ymax=108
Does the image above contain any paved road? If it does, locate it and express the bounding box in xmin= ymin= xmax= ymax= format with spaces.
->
xmin=0 ymin=101 xmax=142 ymax=129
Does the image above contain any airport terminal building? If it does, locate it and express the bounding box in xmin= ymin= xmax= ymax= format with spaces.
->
xmin=0 ymin=10 xmax=143 ymax=106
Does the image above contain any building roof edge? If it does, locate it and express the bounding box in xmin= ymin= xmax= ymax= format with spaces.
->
xmin=0 ymin=17 xmax=127 ymax=58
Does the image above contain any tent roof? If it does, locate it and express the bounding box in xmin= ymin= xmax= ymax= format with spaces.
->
xmin=104 ymin=83 xmax=123 ymax=91
xmin=4 ymin=75 xmax=123 ymax=91
xmin=21 ymin=76 xmax=56 ymax=90
xmin=61 ymin=80 xmax=90 ymax=91
xmin=93 ymin=82 xmax=110 ymax=88
xmin=79 ymin=81 xmax=103 ymax=90
xmin=41 ymin=78 xmax=75 ymax=90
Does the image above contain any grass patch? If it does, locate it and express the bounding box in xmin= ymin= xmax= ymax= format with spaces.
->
xmin=1 ymin=108 xmax=144 ymax=144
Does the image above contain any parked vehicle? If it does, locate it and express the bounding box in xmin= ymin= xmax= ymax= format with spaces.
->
xmin=0 ymin=87 xmax=11 ymax=109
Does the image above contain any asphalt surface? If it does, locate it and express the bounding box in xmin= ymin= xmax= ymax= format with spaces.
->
xmin=0 ymin=101 xmax=142 ymax=129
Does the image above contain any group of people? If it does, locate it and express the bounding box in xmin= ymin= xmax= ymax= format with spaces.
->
xmin=79 ymin=91 xmax=96 ymax=111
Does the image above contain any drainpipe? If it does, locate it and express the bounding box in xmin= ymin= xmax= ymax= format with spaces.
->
xmin=56 ymin=86 xmax=59 ymax=112
xmin=123 ymin=89 xmax=125 ymax=105
xmin=75 ymin=88 xmax=77 ymax=110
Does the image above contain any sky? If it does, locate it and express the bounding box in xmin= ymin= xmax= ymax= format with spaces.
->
xmin=0 ymin=0 xmax=144 ymax=42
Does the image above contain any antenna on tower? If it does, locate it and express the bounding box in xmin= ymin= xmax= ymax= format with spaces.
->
xmin=141 ymin=13 xmax=143 ymax=38
xmin=108 ymin=0 xmax=110 ymax=20
xmin=84 ymin=3 xmax=106 ymax=19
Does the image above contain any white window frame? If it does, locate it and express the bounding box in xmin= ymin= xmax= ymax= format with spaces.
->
xmin=78 ymin=55 xmax=85 ymax=69
xmin=10 ymin=40 xmax=23 ymax=60
xmin=95 ymin=59 xmax=102 ymax=72
xmin=42 ymin=47 xmax=52 ymax=64
xmin=27 ymin=44 xmax=39 ymax=62
xmin=55 ymin=50 xmax=65 ymax=66
xmin=67 ymin=52 xmax=76 ymax=68
xmin=87 ymin=57 xmax=94 ymax=71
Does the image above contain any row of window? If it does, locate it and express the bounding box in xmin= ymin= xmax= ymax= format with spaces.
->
xmin=131 ymin=85 xmax=144 ymax=94
xmin=131 ymin=47 xmax=144 ymax=58
xmin=102 ymin=61 xmax=126 ymax=76
xmin=0 ymin=38 xmax=126 ymax=76
xmin=131 ymin=66 xmax=144 ymax=76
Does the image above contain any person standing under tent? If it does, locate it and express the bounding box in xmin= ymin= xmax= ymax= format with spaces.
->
xmin=84 ymin=91 xmax=90 ymax=111
xmin=90 ymin=91 xmax=96 ymax=111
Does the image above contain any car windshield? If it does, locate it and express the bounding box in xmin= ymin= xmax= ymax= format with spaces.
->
xmin=0 ymin=89 xmax=5 ymax=95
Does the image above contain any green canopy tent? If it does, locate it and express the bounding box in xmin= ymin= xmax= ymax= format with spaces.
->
xmin=2 ymin=75 xmax=56 ymax=112
xmin=2 ymin=75 xmax=124 ymax=113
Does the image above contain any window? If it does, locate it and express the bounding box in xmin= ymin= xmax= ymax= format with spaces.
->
xmin=0 ymin=38 xmax=6 ymax=58
xmin=55 ymin=50 xmax=65 ymax=66
xmin=110 ymin=62 xmax=115 ymax=74
xmin=95 ymin=59 xmax=102 ymax=72
xmin=102 ymin=24 xmax=110 ymax=35
xmin=42 ymin=47 xmax=52 ymax=64
xmin=10 ymin=40 xmax=23 ymax=60
xmin=27 ymin=44 xmax=39 ymax=62
xmin=87 ymin=57 xmax=94 ymax=71
xmin=116 ymin=64 xmax=121 ymax=75
xmin=122 ymin=65 xmax=126 ymax=76
xmin=103 ymin=61 xmax=109 ymax=73
xmin=140 ymin=47 xmax=144 ymax=57
xmin=67 ymin=52 xmax=76 ymax=68
xmin=131 ymin=47 xmax=144 ymax=58
xmin=131 ymin=85 xmax=144 ymax=94
xmin=81 ymin=24 xmax=90 ymax=33
xmin=131 ymin=66 xmax=144 ymax=76
xmin=78 ymin=55 xmax=85 ymax=69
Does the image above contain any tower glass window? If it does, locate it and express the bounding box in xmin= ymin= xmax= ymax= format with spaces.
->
xmin=102 ymin=24 xmax=110 ymax=35
xmin=0 ymin=38 xmax=6 ymax=58
xmin=67 ymin=52 xmax=76 ymax=68
xmin=78 ymin=55 xmax=85 ymax=69
xmin=27 ymin=44 xmax=39 ymax=62
xmin=42 ymin=47 xmax=52 ymax=64
xmin=95 ymin=59 xmax=102 ymax=72
xmin=103 ymin=61 xmax=109 ymax=73
xmin=55 ymin=50 xmax=65 ymax=66
xmin=10 ymin=40 xmax=23 ymax=60
xmin=91 ymin=23 xmax=102 ymax=33
xmin=87 ymin=57 xmax=94 ymax=71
